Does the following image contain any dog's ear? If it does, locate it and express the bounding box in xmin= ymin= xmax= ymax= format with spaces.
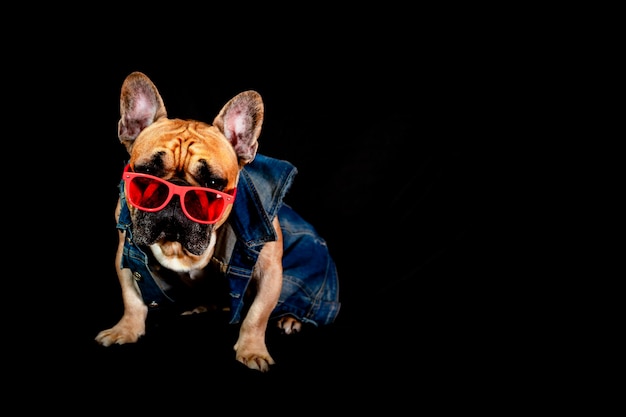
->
xmin=117 ymin=72 xmax=168 ymax=153
xmin=212 ymin=91 xmax=263 ymax=166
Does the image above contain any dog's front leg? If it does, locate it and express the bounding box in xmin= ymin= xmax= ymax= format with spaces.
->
xmin=234 ymin=218 xmax=283 ymax=372
xmin=95 ymin=228 xmax=148 ymax=346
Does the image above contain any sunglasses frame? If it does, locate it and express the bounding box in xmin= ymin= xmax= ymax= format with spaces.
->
xmin=122 ymin=164 xmax=237 ymax=224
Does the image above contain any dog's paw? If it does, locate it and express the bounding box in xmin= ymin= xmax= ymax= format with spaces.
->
xmin=181 ymin=305 xmax=209 ymax=315
xmin=234 ymin=338 xmax=275 ymax=372
xmin=277 ymin=316 xmax=302 ymax=335
xmin=235 ymin=350 xmax=276 ymax=373
xmin=95 ymin=322 xmax=145 ymax=347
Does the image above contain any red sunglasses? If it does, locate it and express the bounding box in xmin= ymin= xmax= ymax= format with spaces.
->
xmin=122 ymin=164 xmax=237 ymax=224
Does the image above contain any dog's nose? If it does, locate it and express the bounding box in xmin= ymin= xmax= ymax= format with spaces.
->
xmin=162 ymin=227 xmax=180 ymax=241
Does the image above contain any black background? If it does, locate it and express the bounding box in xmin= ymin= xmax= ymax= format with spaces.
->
xmin=17 ymin=17 xmax=490 ymax=408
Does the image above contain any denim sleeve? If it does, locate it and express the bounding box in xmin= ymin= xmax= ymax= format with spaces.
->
xmin=273 ymin=204 xmax=341 ymax=326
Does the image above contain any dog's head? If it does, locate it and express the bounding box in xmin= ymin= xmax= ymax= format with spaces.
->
xmin=117 ymin=71 xmax=263 ymax=272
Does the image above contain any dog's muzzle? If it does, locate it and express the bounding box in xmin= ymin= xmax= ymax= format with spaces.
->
xmin=132 ymin=202 xmax=213 ymax=255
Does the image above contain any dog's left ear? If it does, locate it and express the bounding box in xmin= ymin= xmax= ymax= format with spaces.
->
xmin=212 ymin=91 xmax=264 ymax=166
xmin=117 ymin=71 xmax=168 ymax=153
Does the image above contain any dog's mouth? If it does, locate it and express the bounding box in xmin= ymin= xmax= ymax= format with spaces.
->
xmin=150 ymin=238 xmax=215 ymax=272
xmin=156 ymin=240 xmax=197 ymax=258
xmin=154 ymin=232 xmax=209 ymax=256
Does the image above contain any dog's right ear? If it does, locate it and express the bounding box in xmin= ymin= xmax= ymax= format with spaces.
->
xmin=117 ymin=72 xmax=168 ymax=153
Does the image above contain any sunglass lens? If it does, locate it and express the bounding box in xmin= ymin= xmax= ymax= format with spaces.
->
xmin=184 ymin=190 xmax=225 ymax=222
xmin=129 ymin=177 xmax=169 ymax=209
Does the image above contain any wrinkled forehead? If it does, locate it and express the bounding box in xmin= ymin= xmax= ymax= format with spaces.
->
xmin=129 ymin=118 xmax=240 ymax=186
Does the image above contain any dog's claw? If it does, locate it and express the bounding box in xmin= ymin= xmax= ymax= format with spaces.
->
xmin=249 ymin=359 xmax=270 ymax=372
xmin=277 ymin=316 xmax=302 ymax=334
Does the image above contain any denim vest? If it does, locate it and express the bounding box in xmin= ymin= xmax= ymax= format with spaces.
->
xmin=116 ymin=154 xmax=340 ymax=327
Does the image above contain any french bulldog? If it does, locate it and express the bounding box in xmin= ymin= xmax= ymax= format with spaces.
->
xmin=95 ymin=71 xmax=340 ymax=372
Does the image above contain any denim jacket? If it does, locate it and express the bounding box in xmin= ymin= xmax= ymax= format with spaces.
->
xmin=116 ymin=154 xmax=340 ymax=327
